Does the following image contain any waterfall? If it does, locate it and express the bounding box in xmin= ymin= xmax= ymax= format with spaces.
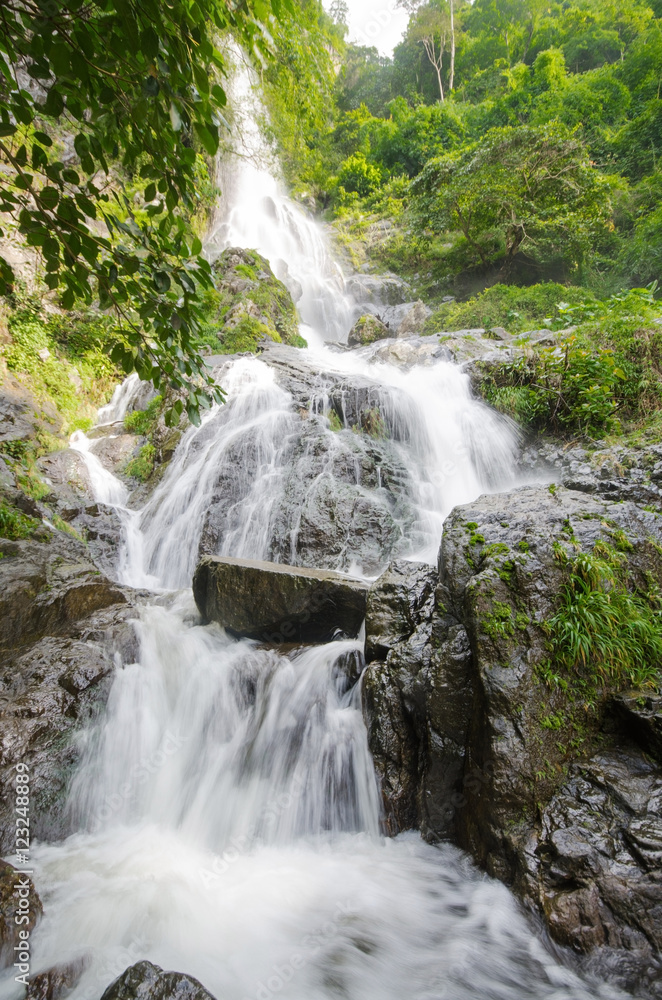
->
xmin=205 ymin=49 xmax=355 ymax=345
xmin=0 ymin=59 xmax=626 ymax=1000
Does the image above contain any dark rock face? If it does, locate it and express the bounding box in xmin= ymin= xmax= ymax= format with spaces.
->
xmin=0 ymin=600 xmax=138 ymax=852
xmin=0 ymin=861 xmax=42 ymax=969
xmin=363 ymin=561 xmax=473 ymax=839
xmin=193 ymin=555 xmax=368 ymax=643
xmin=537 ymin=749 xmax=662 ymax=997
xmin=363 ymin=486 xmax=662 ymax=996
xmin=26 ymin=958 xmax=89 ymax=1000
xmin=199 ymin=345 xmax=420 ymax=576
xmin=0 ymin=521 xmax=136 ymax=851
xmin=0 ymin=534 xmax=126 ymax=654
xmin=100 ymin=962 xmax=217 ymax=1000
xmin=613 ymin=692 xmax=662 ymax=765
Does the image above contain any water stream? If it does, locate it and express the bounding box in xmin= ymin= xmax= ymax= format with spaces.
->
xmin=0 ymin=60 xmax=626 ymax=1000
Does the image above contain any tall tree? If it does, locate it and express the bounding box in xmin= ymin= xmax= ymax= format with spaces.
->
xmin=400 ymin=0 xmax=456 ymax=101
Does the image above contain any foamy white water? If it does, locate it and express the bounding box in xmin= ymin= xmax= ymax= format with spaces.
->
xmin=0 ymin=57 xmax=626 ymax=1000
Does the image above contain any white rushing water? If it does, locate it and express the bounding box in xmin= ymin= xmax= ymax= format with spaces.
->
xmin=0 ymin=55 xmax=626 ymax=1000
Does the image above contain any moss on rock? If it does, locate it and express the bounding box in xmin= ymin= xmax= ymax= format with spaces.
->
xmin=202 ymin=248 xmax=306 ymax=355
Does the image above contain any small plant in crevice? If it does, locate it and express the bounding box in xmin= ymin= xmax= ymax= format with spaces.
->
xmin=0 ymin=501 xmax=44 ymax=541
xmin=546 ymin=540 xmax=662 ymax=693
xmin=124 ymin=444 xmax=156 ymax=482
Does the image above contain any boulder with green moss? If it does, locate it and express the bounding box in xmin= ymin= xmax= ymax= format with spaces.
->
xmin=363 ymin=485 xmax=662 ymax=997
xmin=347 ymin=313 xmax=390 ymax=347
xmin=207 ymin=248 xmax=305 ymax=354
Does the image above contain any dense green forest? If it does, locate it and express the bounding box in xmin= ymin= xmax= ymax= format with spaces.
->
xmin=258 ymin=0 xmax=662 ymax=439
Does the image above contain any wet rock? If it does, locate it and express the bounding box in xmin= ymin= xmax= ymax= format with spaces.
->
xmin=345 ymin=273 xmax=410 ymax=307
xmin=347 ymin=314 xmax=390 ymax=347
xmin=100 ymin=962 xmax=217 ymax=1000
xmin=612 ymin=692 xmax=662 ymax=765
xmin=0 ymin=603 xmax=138 ymax=851
xmin=0 ymin=861 xmax=42 ymax=970
xmin=361 ymin=485 xmax=662 ymax=994
xmin=203 ymin=344 xmax=420 ymax=575
xmin=27 ymin=958 xmax=89 ymax=1000
xmin=362 ymin=661 xmax=419 ymax=833
xmin=365 ymin=560 xmax=437 ymax=661
xmin=363 ymin=561 xmax=474 ymax=840
xmin=395 ymin=301 xmax=431 ymax=337
xmin=538 ymin=749 xmax=662 ymax=997
xmin=0 ymin=534 xmax=126 ymax=655
xmin=193 ymin=555 xmax=368 ymax=643
xmin=438 ymin=485 xmax=662 ymax=991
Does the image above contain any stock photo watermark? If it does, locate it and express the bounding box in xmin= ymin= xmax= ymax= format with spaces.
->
xmin=241 ymin=900 xmax=356 ymax=1000
xmin=92 ymin=730 xmax=190 ymax=828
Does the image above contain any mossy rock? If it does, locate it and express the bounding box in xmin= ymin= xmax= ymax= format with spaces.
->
xmin=206 ymin=248 xmax=305 ymax=355
xmin=347 ymin=313 xmax=390 ymax=347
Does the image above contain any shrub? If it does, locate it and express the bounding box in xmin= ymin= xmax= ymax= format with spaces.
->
xmin=0 ymin=501 xmax=43 ymax=541
xmin=337 ymin=153 xmax=382 ymax=197
xmin=481 ymin=336 xmax=627 ymax=436
xmin=548 ymin=542 xmax=662 ymax=691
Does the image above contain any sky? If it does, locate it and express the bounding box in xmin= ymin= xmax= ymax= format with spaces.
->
xmin=342 ymin=0 xmax=410 ymax=56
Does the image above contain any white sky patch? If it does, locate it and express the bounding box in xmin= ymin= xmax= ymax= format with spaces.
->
xmin=341 ymin=1 xmax=410 ymax=56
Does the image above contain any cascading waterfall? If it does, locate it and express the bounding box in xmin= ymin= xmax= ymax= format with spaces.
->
xmin=0 ymin=57 xmax=628 ymax=1000
xmin=206 ymin=49 xmax=355 ymax=345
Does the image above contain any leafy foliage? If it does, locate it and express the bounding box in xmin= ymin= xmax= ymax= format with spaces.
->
xmin=0 ymin=0 xmax=286 ymax=422
xmin=548 ymin=541 xmax=662 ymax=691
xmin=411 ymin=123 xmax=611 ymax=275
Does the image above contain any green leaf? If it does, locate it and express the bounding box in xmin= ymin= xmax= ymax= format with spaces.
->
xmin=43 ymin=88 xmax=65 ymax=118
xmin=33 ymin=130 xmax=53 ymax=147
xmin=153 ymin=271 xmax=171 ymax=294
xmin=39 ymin=187 xmax=60 ymax=209
xmin=193 ymin=122 xmax=219 ymax=157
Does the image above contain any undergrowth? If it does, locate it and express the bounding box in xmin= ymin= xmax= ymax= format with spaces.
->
xmin=546 ymin=540 xmax=662 ymax=693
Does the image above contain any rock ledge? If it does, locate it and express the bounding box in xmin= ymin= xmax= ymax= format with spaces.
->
xmin=193 ymin=555 xmax=368 ymax=643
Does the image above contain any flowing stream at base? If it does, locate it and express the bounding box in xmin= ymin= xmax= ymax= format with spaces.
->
xmin=1 ymin=61 xmax=627 ymax=1000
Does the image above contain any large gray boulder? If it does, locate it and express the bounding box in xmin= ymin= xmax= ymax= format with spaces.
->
xmin=193 ymin=555 xmax=368 ymax=643
xmin=363 ymin=485 xmax=662 ymax=997
xmin=199 ymin=344 xmax=420 ymax=577
xmin=0 ymin=600 xmax=138 ymax=852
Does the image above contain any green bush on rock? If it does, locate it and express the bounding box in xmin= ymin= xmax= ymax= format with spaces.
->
xmin=202 ymin=248 xmax=306 ymax=355
xmin=547 ymin=541 xmax=662 ymax=692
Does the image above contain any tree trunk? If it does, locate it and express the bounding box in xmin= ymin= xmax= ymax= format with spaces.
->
xmin=449 ymin=0 xmax=455 ymax=92
xmin=436 ymin=64 xmax=445 ymax=101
